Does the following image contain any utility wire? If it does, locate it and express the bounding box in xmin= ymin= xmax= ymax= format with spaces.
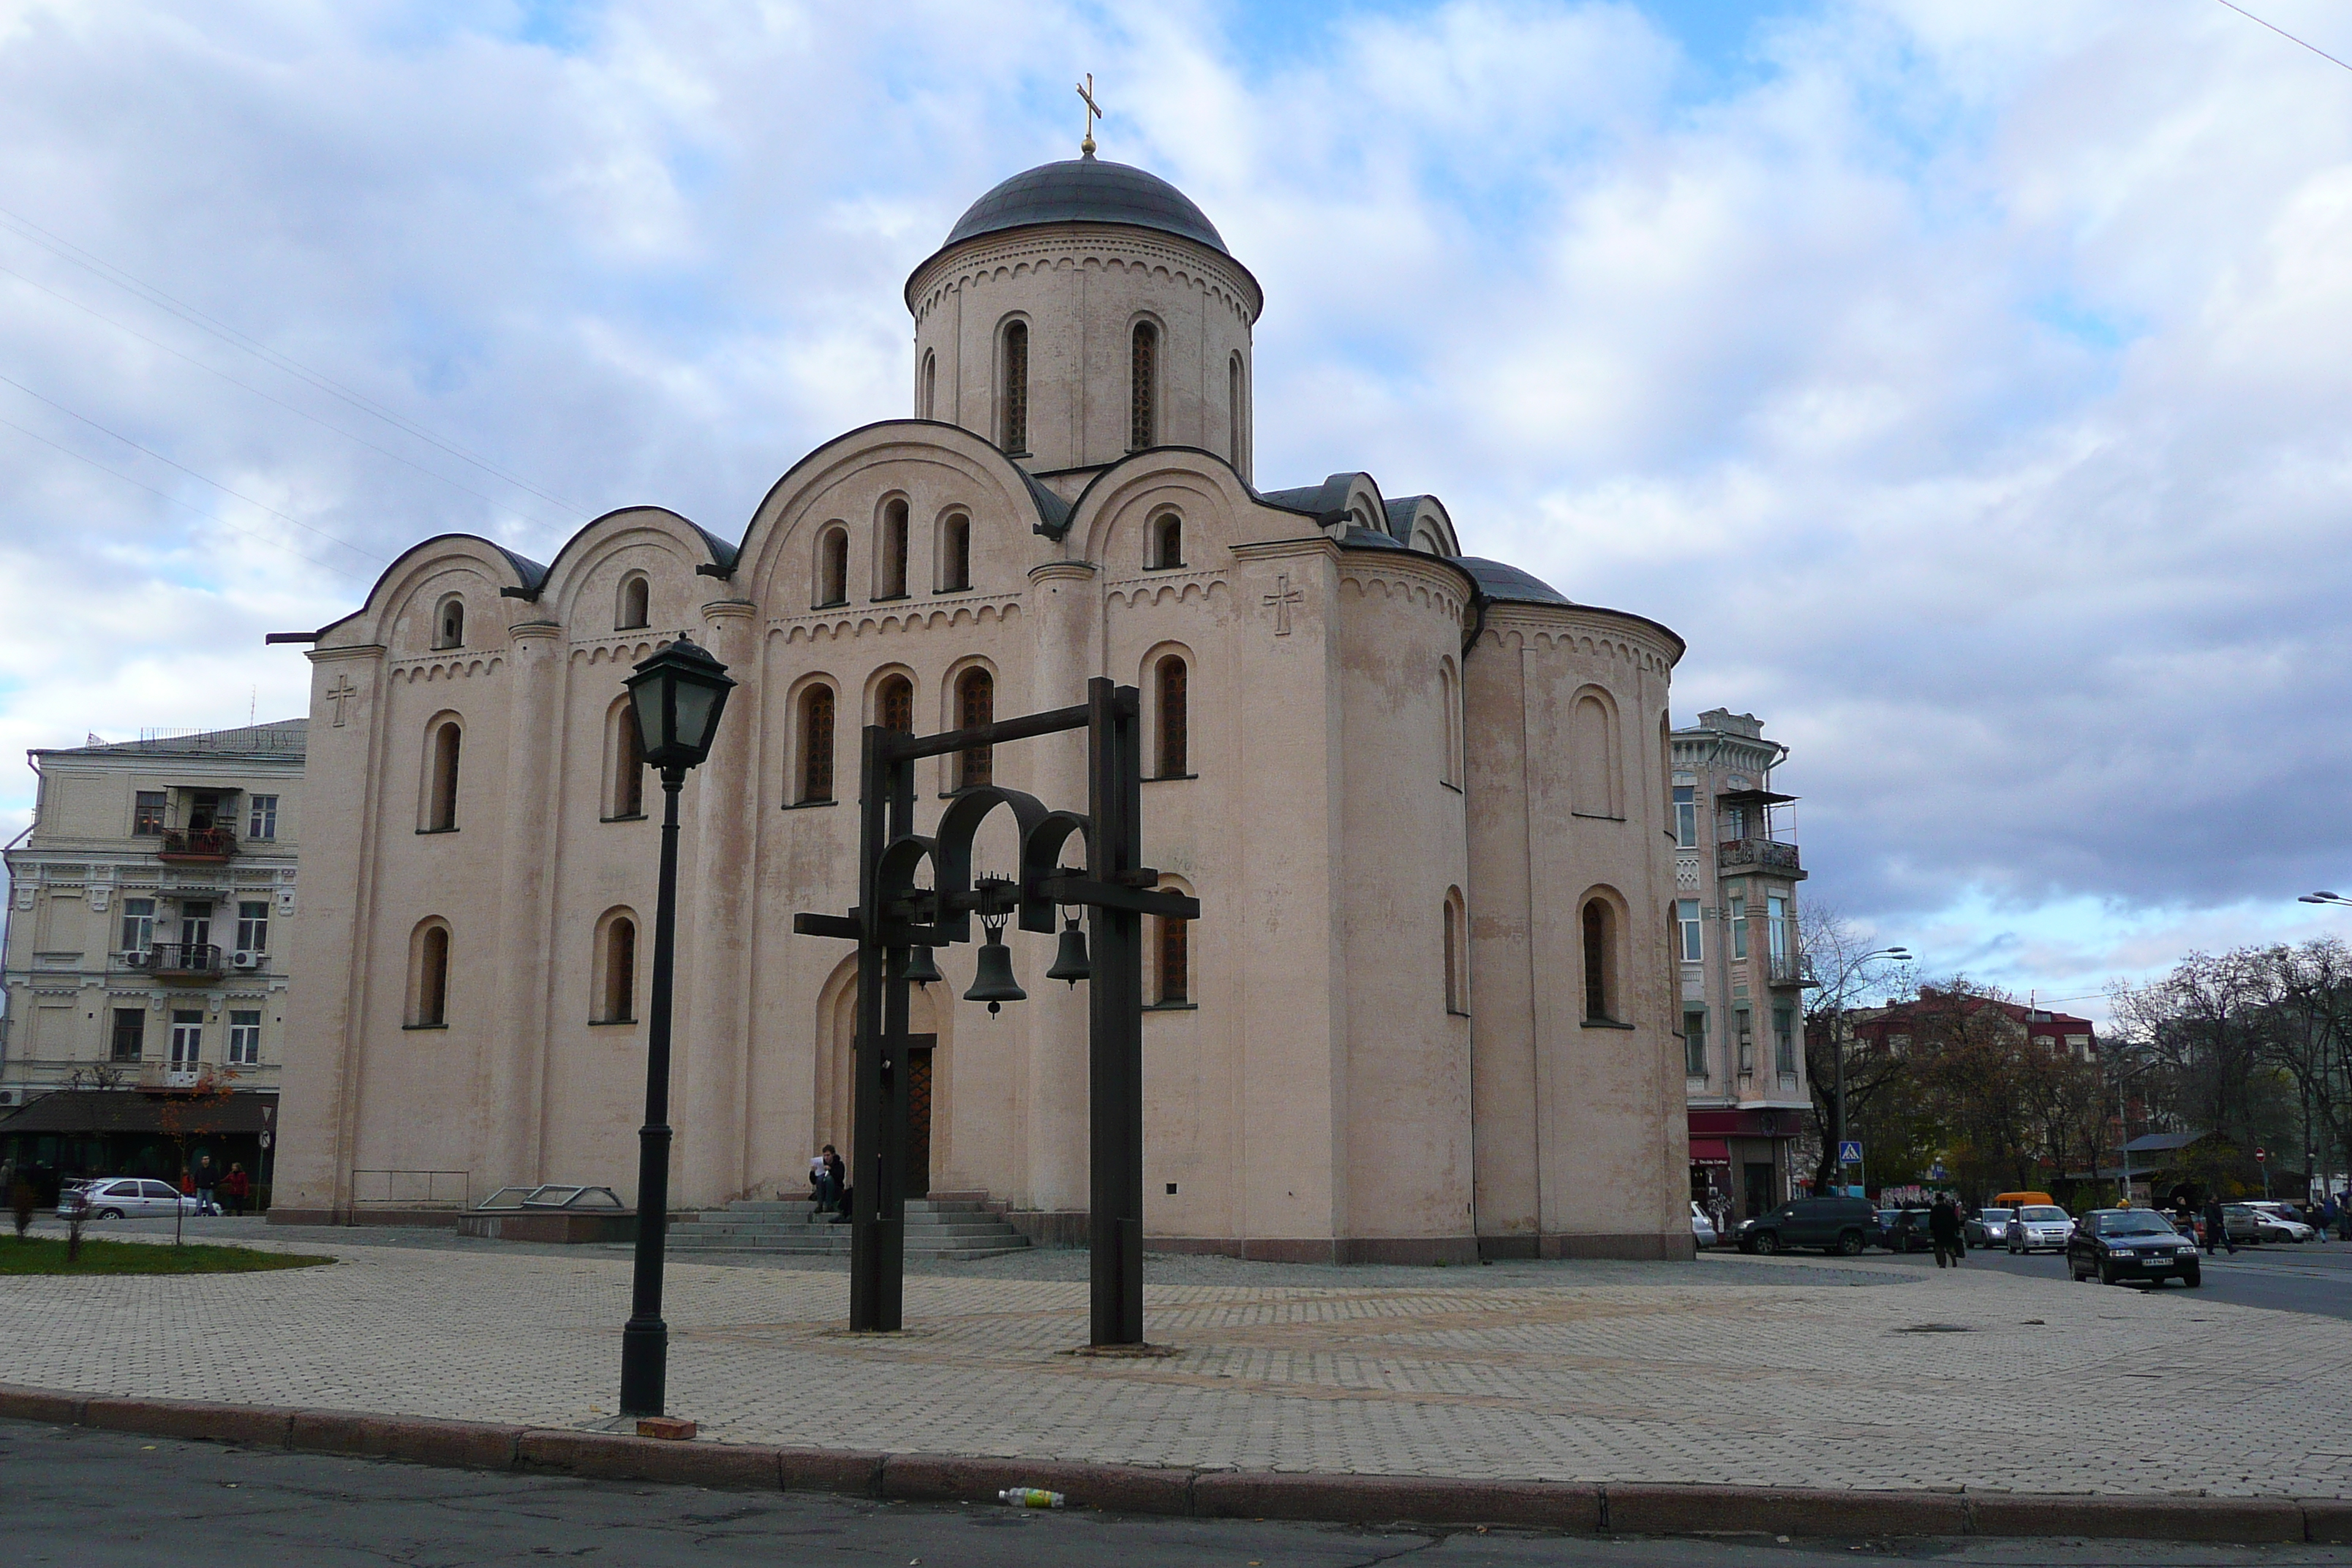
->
xmin=0 ymin=413 xmax=377 ymax=577
xmin=2215 ymin=0 xmax=2352 ymax=74
xmin=0 ymin=371 xmax=383 ymax=565
xmin=0 ymin=201 xmax=596 ymax=519
xmin=0 ymin=260 xmax=572 ymax=535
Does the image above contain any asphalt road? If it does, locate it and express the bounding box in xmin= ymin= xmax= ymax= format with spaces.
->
xmin=1852 ymin=1235 xmax=2352 ymax=1321
xmin=10 ymin=1422 xmax=2352 ymax=1568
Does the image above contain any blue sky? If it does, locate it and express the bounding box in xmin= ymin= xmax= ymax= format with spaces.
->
xmin=5 ymin=0 xmax=2352 ymax=1019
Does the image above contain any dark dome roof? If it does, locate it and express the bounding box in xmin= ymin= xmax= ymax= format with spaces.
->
xmin=943 ymin=155 xmax=1229 ymax=255
xmin=1455 ymin=557 xmax=1575 ymax=607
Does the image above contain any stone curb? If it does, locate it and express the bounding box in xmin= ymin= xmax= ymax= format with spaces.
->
xmin=0 ymin=1384 xmax=2337 ymax=1543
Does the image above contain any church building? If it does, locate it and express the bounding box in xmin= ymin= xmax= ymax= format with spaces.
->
xmin=271 ymin=146 xmax=1695 ymax=1261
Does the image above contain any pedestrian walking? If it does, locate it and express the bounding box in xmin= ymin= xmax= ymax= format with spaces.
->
xmin=222 ymin=1164 xmax=250 ymax=1218
xmin=1929 ymin=1194 xmax=1964 ymax=1268
xmin=193 ymin=1155 xmax=218 ymax=1216
xmin=2202 ymin=1195 xmax=2235 ymax=1256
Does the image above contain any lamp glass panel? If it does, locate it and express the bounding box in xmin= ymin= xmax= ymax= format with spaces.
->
xmin=672 ymin=679 xmax=723 ymax=754
xmin=629 ymin=679 xmax=670 ymax=756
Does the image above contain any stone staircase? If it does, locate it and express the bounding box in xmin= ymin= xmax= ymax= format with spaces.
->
xmin=666 ymin=1193 xmax=1030 ymax=1259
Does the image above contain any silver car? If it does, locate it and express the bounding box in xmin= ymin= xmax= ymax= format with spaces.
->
xmin=1690 ymin=1202 xmax=1718 ymax=1250
xmin=2006 ymin=1205 xmax=2076 ymax=1254
xmin=56 ymin=1177 xmax=197 ymax=1221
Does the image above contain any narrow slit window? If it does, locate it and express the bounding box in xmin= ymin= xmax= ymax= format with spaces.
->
xmin=1155 ymin=655 xmax=1188 ymax=777
xmin=1000 ymin=321 xmax=1029 ymax=454
xmin=940 ymin=514 xmax=971 ymax=593
xmin=1582 ymin=900 xmax=1612 ymax=1022
xmin=413 ymin=923 xmax=451 ymax=1028
xmin=956 ymin=667 xmax=993 ymax=788
xmin=1228 ymin=353 xmax=1244 ymax=464
xmin=817 ymin=527 xmax=848 ymax=607
xmin=426 ymin=722 xmax=461 ymax=831
xmin=612 ymin=704 xmax=645 ymax=818
xmin=1150 ymin=514 xmax=1182 ymax=570
xmin=617 ymin=575 xmax=650 ymax=630
xmin=877 ymin=674 xmax=914 ymax=734
xmin=920 ymin=350 xmax=937 ymax=421
xmin=601 ymin=918 xmax=637 ymax=1023
xmin=1684 ymin=1009 xmax=1708 ymax=1078
xmin=1157 ymin=913 xmax=1188 ymax=1004
xmin=800 ymin=685 xmax=837 ymax=804
xmin=434 ymin=596 xmax=464 ymax=649
xmin=880 ymin=500 xmax=908 ymax=598
xmin=1129 ymin=321 xmax=1157 ymax=449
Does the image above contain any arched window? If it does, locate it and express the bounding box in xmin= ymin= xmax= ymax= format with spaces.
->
xmin=1439 ymin=660 xmax=1463 ymax=788
xmin=919 ymin=350 xmax=937 ymax=421
xmin=597 ymin=914 xmax=637 ymax=1024
xmin=433 ymin=595 xmax=464 ymax=650
xmin=1572 ymin=691 xmax=1621 ymax=818
xmin=1228 ymin=352 xmax=1245 ymax=467
xmin=1129 ymin=320 xmax=1158 ymax=450
xmin=1443 ymin=892 xmax=1468 ymax=1014
xmin=424 ymin=720 xmax=461 ymax=832
xmin=616 ymin=573 xmax=649 ymax=630
xmin=1156 ymin=912 xmax=1188 ymax=1005
xmin=878 ymin=499 xmax=908 ymax=599
xmin=1150 ymin=513 xmax=1183 ymax=570
xmin=799 ymin=684 xmax=837 ymax=804
xmin=954 ymin=666 xmax=993 ymax=788
xmin=876 ymin=674 xmax=914 ymax=734
xmin=410 ymin=920 xmax=451 ymax=1028
xmin=938 ymin=513 xmax=971 ymax=593
xmin=1582 ymin=899 xmax=1615 ymax=1024
xmin=608 ymin=700 xmax=645 ymax=819
xmin=1155 ymin=655 xmax=1188 ymax=778
xmin=1000 ymin=320 xmax=1029 ymax=455
xmin=816 ymin=526 xmax=849 ymax=608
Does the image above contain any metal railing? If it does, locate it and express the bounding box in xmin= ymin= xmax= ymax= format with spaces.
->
xmin=349 ymin=1169 xmax=472 ymax=1210
xmin=159 ymin=826 xmax=238 ymax=859
xmin=1767 ymin=954 xmax=1810 ymax=986
xmin=1719 ymin=837 xmax=1800 ymax=873
xmin=148 ymin=942 xmax=225 ymax=978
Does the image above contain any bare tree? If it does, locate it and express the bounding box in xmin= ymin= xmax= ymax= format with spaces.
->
xmin=1800 ymin=906 xmax=1916 ymax=1190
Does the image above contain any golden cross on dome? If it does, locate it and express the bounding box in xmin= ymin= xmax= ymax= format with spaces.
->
xmin=1077 ymin=73 xmax=1104 ymax=157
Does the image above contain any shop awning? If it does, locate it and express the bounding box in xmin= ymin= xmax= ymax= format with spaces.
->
xmin=0 ymin=1089 xmax=276 ymax=1136
xmin=1688 ymin=1137 xmax=1731 ymax=1164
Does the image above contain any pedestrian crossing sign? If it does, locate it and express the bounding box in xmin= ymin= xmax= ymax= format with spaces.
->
xmin=1838 ymin=1140 xmax=1863 ymax=1164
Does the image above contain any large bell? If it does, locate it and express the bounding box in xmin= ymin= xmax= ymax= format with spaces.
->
xmin=963 ymin=927 xmax=1028 ymax=1014
xmin=899 ymin=945 xmax=943 ymax=987
xmin=1044 ymin=915 xmax=1090 ymax=987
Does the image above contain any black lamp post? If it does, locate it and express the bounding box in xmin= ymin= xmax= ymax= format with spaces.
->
xmin=617 ymin=633 xmax=735 ymax=1419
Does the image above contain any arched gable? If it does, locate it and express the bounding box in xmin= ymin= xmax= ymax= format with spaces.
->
xmin=532 ymin=506 xmax=736 ymax=638
xmin=316 ymin=535 xmax=549 ymax=655
xmin=1065 ymin=448 xmax=1265 ymax=568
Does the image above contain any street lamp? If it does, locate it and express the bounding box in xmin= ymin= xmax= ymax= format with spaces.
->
xmin=617 ymin=634 xmax=736 ymax=1420
xmin=1828 ymin=946 xmax=1912 ymax=1197
xmin=2300 ymin=892 xmax=2352 ymax=907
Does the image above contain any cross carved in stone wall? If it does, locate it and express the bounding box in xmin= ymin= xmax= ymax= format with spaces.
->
xmin=325 ymin=674 xmax=358 ymax=728
xmin=1262 ymin=573 xmax=1304 ymax=637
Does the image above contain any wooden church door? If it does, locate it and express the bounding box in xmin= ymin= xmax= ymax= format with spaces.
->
xmin=904 ymin=1035 xmax=936 ymax=1198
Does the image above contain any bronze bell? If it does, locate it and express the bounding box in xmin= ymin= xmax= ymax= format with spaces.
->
xmin=963 ymin=926 xmax=1028 ymax=1014
xmin=1044 ymin=915 xmax=1090 ymax=987
xmin=899 ymin=945 xmax=943 ymax=987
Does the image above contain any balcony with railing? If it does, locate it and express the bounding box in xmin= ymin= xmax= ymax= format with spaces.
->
xmin=1719 ymin=837 xmax=1801 ymax=875
xmin=1767 ymin=952 xmax=1812 ymax=987
xmin=148 ymin=942 xmax=225 ymax=980
xmin=157 ymin=826 xmax=238 ymax=864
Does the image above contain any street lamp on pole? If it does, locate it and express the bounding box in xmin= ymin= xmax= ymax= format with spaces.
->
xmin=617 ymin=634 xmax=736 ymax=1420
xmin=2300 ymin=892 xmax=2352 ymax=908
xmin=1828 ymin=946 xmax=1912 ymax=1197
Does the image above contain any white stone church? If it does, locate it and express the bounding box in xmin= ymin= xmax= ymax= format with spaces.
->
xmin=273 ymin=148 xmax=1694 ymax=1260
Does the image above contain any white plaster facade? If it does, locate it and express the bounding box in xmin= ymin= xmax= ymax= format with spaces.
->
xmin=272 ymin=155 xmax=1693 ymax=1260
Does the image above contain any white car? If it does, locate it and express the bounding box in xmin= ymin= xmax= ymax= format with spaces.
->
xmin=56 ymin=1177 xmax=198 ymax=1221
xmin=1690 ymin=1202 xmax=1719 ymax=1249
xmin=2230 ymin=1202 xmax=2315 ymax=1244
xmin=2006 ymin=1205 xmax=2076 ymax=1254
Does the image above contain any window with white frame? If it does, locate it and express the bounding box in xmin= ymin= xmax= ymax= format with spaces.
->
xmin=1774 ymin=1006 xmax=1796 ymax=1077
xmin=236 ymin=900 xmax=269 ymax=954
xmin=170 ymin=1011 xmax=203 ymax=1070
xmin=118 ymin=897 xmax=155 ymax=953
xmin=1767 ymin=893 xmax=1790 ymax=965
xmin=227 ymin=1009 xmax=261 ymax=1066
xmin=1677 ymin=899 xmax=1703 ymax=962
xmin=1673 ymin=784 xmax=1697 ymax=848
xmin=1683 ymin=1007 xmax=1708 ymax=1078
xmin=248 ymin=794 xmax=279 ymax=839
xmin=1730 ymin=893 xmax=1748 ymax=960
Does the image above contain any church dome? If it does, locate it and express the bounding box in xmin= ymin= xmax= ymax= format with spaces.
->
xmin=942 ymin=154 xmax=1229 ymax=256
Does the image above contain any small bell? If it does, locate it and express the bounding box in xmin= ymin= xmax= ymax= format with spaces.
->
xmin=1044 ymin=915 xmax=1090 ymax=987
xmin=899 ymin=946 xmax=944 ymax=987
xmin=963 ymin=926 xmax=1028 ymax=1014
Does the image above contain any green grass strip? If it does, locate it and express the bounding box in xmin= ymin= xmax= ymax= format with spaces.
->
xmin=0 ymin=1237 xmax=333 ymax=1275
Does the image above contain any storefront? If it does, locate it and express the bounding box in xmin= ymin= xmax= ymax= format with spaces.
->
xmin=1689 ymin=1108 xmax=1800 ymax=1221
xmin=0 ymin=1088 xmax=276 ymax=1205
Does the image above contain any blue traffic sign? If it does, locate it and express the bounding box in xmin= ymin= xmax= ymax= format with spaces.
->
xmin=1838 ymin=1140 xmax=1863 ymax=1164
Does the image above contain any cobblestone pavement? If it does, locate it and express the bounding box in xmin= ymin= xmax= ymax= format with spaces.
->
xmin=6 ymin=1224 xmax=2345 ymax=1499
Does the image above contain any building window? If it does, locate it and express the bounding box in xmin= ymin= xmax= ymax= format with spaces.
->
xmin=133 ymin=791 xmax=165 ymax=835
xmin=1768 ymin=894 xmax=1790 ymax=968
xmin=1443 ymin=893 xmax=1469 ymax=1014
xmin=799 ymin=684 xmax=837 ymax=804
xmin=609 ymin=701 xmax=646 ymax=819
xmin=247 ymin=794 xmax=279 ymax=840
xmin=878 ymin=499 xmax=909 ymax=598
xmin=877 ymin=674 xmax=914 ymax=734
xmin=617 ymin=573 xmax=650 ymax=630
xmin=1157 ymin=913 xmax=1188 ymax=1004
xmin=1683 ymin=1008 xmax=1708 ymax=1078
xmin=235 ymin=900 xmax=269 ymax=954
xmin=178 ymin=899 xmax=213 ymax=949
xmin=118 ymin=897 xmax=155 ymax=954
xmin=1730 ymin=893 xmax=1748 ymax=960
xmin=598 ymin=916 xmax=637 ymax=1024
xmin=1673 ymin=785 xmax=1696 ymax=849
xmin=816 ymin=526 xmax=849 ymax=608
xmin=170 ymin=1011 xmax=203 ymax=1071
xmin=1735 ymin=1007 xmax=1754 ymax=1076
xmin=227 ymin=1010 xmax=261 ymax=1067
xmin=1581 ymin=898 xmax=1614 ymax=1022
xmin=110 ymin=1007 xmax=145 ymax=1063
xmin=1000 ymin=320 xmax=1029 ymax=454
xmin=1228 ymin=352 xmax=1245 ymax=465
xmin=1440 ymin=660 xmax=1463 ymax=788
xmin=955 ymin=666 xmax=994 ymax=788
xmin=919 ymin=350 xmax=937 ymax=421
xmin=187 ymin=790 xmax=223 ymax=830
xmin=425 ymin=720 xmax=461 ymax=831
xmin=410 ymin=921 xmax=451 ymax=1028
xmin=1155 ymin=655 xmax=1188 ymax=777
xmin=938 ymin=513 xmax=971 ymax=592
xmin=1150 ymin=513 xmax=1183 ymax=570
xmin=1774 ymin=1006 xmax=1796 ymax=1077
xmin=1129 ymin=320 xmax=1158 ymax=449
xmin=1678 ymin=898 xmax=1702 ymax=963
xmin=434 ymin=595 xmax=465 ymax=650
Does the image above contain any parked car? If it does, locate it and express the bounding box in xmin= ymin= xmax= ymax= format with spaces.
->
xmin=1964 ymin=1207 xmax=2014 ymax=1248
xmin=56 ymin=1177 xmax=198 ymax=1221
xmin=2224 ymin=1203 xmax=2313 ymax=1245
xmin=2068 ymin=1208 xmax=2201 ymax=1287
xmin=1690 ymin=1202 xmax=1718 ymax=1250
xmin=1734 ymin=1196 xmax=1877 ymax=1256
xmin=2244 ymin=1201 xmax=2319 ymax=1240
xmin=1875 ymin=1207 xmax=1934 ymax=1252
xmin=2005 ymin=1205 xmax=2076 ymax=1254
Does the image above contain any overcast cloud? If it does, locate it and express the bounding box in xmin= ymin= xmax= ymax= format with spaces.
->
xmin=1 ymin=0 xmax=2348 ymax=1017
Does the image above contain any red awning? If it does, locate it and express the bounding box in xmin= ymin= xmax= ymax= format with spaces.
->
xmin=1688 ymin=1137 xmax=1731 ymax=1164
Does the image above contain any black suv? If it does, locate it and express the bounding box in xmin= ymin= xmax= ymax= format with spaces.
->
xmin=1735 ymin=1196 xmax=1877 ymax=1256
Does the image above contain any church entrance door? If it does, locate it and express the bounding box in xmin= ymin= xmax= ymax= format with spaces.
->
xmin=904 ymin=1036 xmax=935 ymax=1199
